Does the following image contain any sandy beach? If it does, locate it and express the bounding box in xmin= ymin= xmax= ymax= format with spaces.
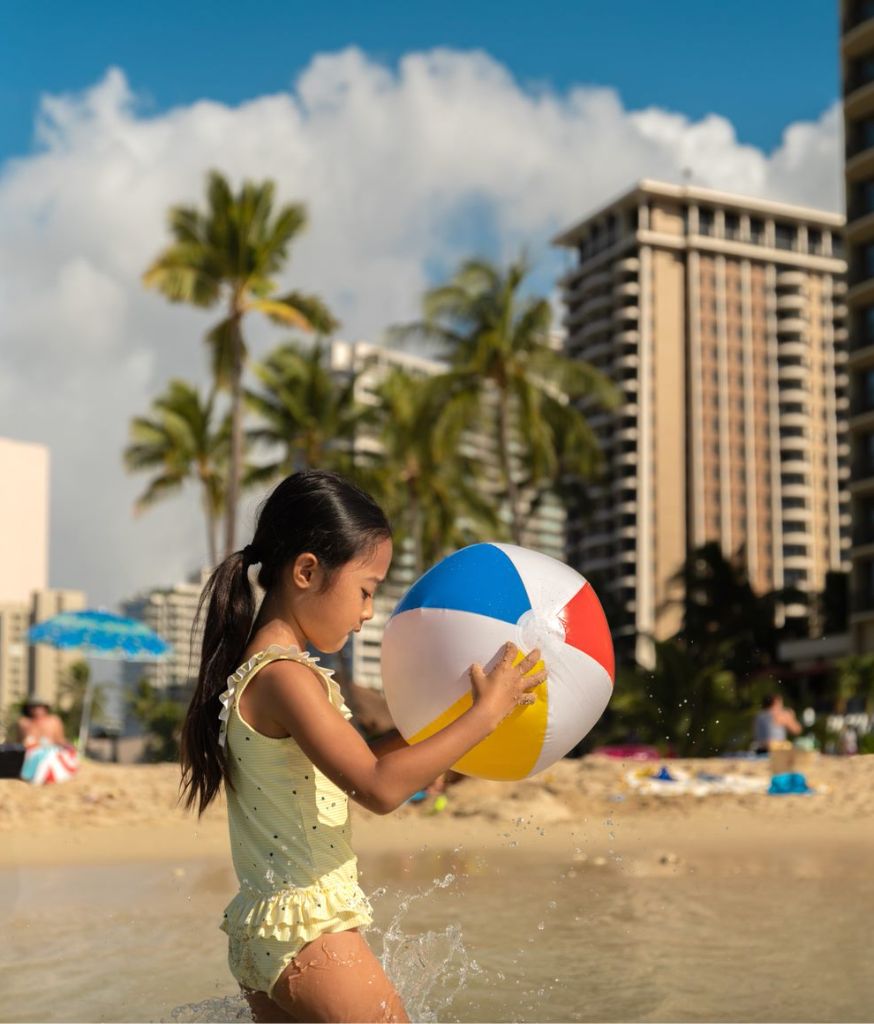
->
xmin=3 ymin=752 xmax=873 ymax=872
xmin=4 ymin=755 xmax=874 ymax=1023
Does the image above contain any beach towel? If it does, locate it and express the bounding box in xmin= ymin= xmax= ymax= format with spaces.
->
xmin=767 ymin=772 xmax=812 ymax=795
xmin=20 ymin=740 xmax=79 ymax=785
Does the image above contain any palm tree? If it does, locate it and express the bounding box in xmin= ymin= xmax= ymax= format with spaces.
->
xmin=143 ymin=170 xmax=337 ymax=555
xmin=667 ymin=541 xmax=803 ymax=691
xmin=605 ymin=640 xmax=741 ymax=756
xmin=364 ymin=366 xmax=501 ymax=575
xmin=245 ymin=342 xmax=365 ymax=485
xmin=393 ymin=257 xmax=619 ymax=543
xmin=124 ymin=379 xmax=229 ymax=567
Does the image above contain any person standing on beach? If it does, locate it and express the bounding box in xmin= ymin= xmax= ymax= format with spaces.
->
xmin=753 ymin=693 xmax=801 ymax=754
xmin=180 ymin=470 xmax=545 ymax=1023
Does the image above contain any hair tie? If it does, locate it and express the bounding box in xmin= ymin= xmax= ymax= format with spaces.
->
xmin=242 ymin=544 xmax=258 ymax=565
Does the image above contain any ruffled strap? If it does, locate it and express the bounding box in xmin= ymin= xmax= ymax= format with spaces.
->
xmin=218 ymin=644 xmax=346 ymax=748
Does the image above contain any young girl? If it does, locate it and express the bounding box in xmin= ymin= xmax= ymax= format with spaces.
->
xmin=180 ymin=470 xmax=545 ymax=1023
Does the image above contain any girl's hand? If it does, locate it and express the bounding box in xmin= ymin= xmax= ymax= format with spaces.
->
xmin=468 ymin=642 xmax=547 ymax=731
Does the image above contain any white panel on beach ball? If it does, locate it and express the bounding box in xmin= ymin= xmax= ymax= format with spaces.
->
xmin=381 ymin=543 xmax=615 ymax=781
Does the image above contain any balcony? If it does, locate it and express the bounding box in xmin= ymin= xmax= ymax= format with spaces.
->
xmin=614 ymin=280 xmax=639 ymax=299
xmin=776 ymin=316 xmax=807 ymax=334
xmin=778 ymin=363 xmax=809 ymax=383
xmin=776 ymin=293 xmax=805 ymax=311
xmin=780 ymin=437 xmax=809 ymax=455
xmin=778 ymin=340 xmax=807 ymax=359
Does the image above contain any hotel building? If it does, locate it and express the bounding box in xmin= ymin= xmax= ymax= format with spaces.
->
xmin=0 ymin=438 xmax=88 ymax=733
xmin=554 ymin=181 xmax=850 ymax=667
xmin=121 ymin=569 xmax=211 ymax=693
xmin=842 ymin=0 xmax=874 ymax=652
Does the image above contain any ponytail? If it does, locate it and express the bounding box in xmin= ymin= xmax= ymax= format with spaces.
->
xmin=180 ymin=549 xmax=255 ymax=815
xmin=179 ymin=469 xmax=391 ymax=816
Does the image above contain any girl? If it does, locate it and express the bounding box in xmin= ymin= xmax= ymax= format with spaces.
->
xmin=180 ymin=470 xmax=545 ymax=1023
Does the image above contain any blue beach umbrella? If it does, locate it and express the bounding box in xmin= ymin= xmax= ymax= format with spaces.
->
xmin=27 ymin=609 xmax=172 ymax=751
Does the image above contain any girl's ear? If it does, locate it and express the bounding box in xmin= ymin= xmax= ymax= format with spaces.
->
xmin=291 ymin=552 xmax=320 ymax=589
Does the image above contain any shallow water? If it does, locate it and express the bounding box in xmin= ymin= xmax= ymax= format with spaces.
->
xmin=2 ymin=843 xmax=874 ymax=1022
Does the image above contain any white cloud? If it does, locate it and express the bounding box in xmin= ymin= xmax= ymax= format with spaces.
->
xmin=0 ymin=49 xmax=843 ymax=607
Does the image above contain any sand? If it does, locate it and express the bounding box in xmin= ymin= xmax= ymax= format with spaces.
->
xmin=2 ymin=753 xmax=873 ymax=876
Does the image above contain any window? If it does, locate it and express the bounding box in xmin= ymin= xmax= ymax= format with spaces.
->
xmin=725 ymin=212 xmax=740 ymax=239
xmin=853 ymin=180 xmax=874 ymax=218
xmin=775 ymin=223 xmax=796 ymax=251
xmin=855 ymin=305 xmax=874 ymax=348
xmin=863 ymin=242 xmax=874 ymax=278
xmin=808 ymin=228 xmax=822 ymax=254
xmin=852 ymin=55 xmax=874 ymax=91
xmin=699 ymin=208 xmax=715 ymax=236
xmin=750 ymin=218 xmax=765 ymax=244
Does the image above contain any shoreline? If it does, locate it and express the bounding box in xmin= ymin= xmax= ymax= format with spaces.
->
xmin=3 ymin=755 xmax=874 ymax=876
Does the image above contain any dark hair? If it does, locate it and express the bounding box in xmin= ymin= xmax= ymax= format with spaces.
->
xmin=23 ymin=699 xmax=50 ymax=716
xmin=179 ymin=469 xmax=391 ymax=816
xmin=761 ymin=694 xmax=778 ymax=709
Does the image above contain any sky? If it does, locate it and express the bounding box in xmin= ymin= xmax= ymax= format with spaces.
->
xmin=0 ymin=1 xmax=846 ymax=610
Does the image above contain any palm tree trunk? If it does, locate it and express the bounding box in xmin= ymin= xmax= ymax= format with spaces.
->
xmin=497 ymin=388 xmax=522 ymax=544
xmin=201 ymin=484 xmax=218 ymax=568
xmin=225 ymin=312 xmax=245 ymax=557
xmin=409 ymin=484 xmax=424 ymax=577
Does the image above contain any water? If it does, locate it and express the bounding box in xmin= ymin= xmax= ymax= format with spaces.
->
xmin=2 ymin=844 xmax=874 ymax=1022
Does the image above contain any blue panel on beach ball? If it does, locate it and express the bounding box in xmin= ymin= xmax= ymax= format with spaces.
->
xmin=392 ymin=543 xmax=531 ymax=625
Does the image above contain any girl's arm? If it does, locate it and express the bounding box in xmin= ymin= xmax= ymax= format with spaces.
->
xmin=256 ymin=643 xmax=544 ymax=814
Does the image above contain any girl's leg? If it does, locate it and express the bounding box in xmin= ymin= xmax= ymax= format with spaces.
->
xmin=269 ymin=928 xmax=409 ymax=1024
xmin=239 ymin=985 xmax=297 ymax=1023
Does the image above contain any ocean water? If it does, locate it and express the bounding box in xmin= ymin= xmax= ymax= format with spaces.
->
xmin=2 ymin=842 xmax=873 ymax=1022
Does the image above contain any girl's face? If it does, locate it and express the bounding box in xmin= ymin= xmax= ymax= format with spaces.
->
xmin=294 ymin=537 xmax=393 ymax=653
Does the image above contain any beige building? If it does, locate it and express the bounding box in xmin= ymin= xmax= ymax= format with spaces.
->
xmin=0 ymin=437 xmax=49 ymax=603
xmin=121 ymin=569 xmax=210 ymax=692
xmin=328 ymin=339 xmax=566 ymax=688
xmin=0 ymin=436 xmax=88 ymax=734
xmin=842 ymin=1 xmax=874 ymax=652
xmin=554 ymin=181 xmax=850 ymax=667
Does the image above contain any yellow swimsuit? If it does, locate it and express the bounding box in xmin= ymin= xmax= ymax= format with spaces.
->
xmin=219 ymin=645 xmax=373 ymax=997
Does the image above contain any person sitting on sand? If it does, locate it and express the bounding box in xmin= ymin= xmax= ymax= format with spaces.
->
xmin=16 ymin=699 xmax=79 ymax=784
xmin=16 ymin=699 xmax=66 ymax=748
xmin=753 ymin=694 xmax=801 ymax=754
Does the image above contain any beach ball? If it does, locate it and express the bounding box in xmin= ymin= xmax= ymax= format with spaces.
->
xmin=381 ymin=543 xmax=614 ymax=781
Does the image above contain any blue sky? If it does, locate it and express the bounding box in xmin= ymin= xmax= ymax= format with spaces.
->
xmin=0 ymin=0 xmax=846 ymax=604
xmin=2 ymin=0 xmax=838 ymax=163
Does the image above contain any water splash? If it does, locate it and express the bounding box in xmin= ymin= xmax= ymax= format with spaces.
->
xmin=165 ymin=873 xmax=478 ymax=1023
xmin=163 ymin=994 xmax=251 ymax=1022
xmin=368 ymin=872 xmax=483 ymax=1022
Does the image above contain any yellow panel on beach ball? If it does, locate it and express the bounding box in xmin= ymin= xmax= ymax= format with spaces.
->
xmin=381 ymin=543 xmax=615 ymax=781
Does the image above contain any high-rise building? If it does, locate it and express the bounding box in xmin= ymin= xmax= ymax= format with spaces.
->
xmin=0 ymin=436 xmax=90 ymax=734
xmin=121 ymin=569 xmax=210 ymax=692
xmin=0 ymin=437 xmax=49 ymax=603
xmin=842 ymin=1 xmax=874 ymax=652
xmin=328 ymin=339 xmax=566 ymax=688
xmin=554 ymin=181 xmax=850 ymax=668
